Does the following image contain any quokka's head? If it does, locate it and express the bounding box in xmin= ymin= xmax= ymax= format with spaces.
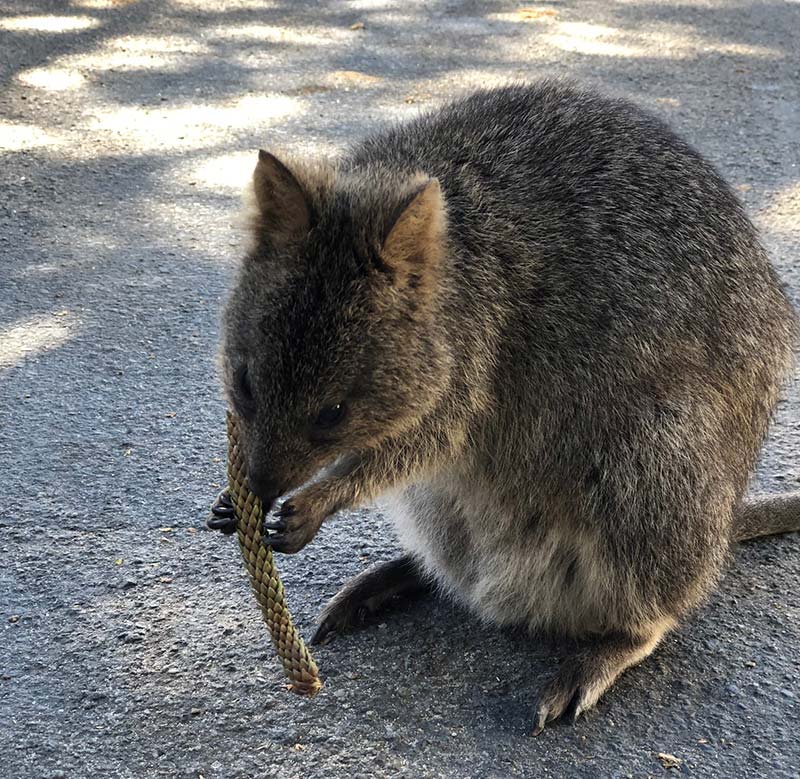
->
xmin=220 ymin=150 xmax=453 ymax=505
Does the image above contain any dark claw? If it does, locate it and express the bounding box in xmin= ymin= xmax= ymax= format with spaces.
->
xmin=565 ymin=688 xmax=583 ymax=723
xmin=262 ymin=519 xmax=288 ymax=532
xmin=274 ymin=502 xmax=296 ymax=518
xmin=207 ymin=490 xmax=238 ymax=534
xmin=216 ymin=490 xmax=233 ymax=508
xmin=211 ymin=492 xmax=235 ymax=521
xmin=310 ymin=620 xmax=336 ymax=646
xmin=206 ymin=514 xmax=238 ymax=534
xmin=261 ymin=533 xmax=302 ymax=554
xmin=211 ymin=490 xmax=234 ymax=515
xmin=262 ymin=534 xmax=286 ymax=551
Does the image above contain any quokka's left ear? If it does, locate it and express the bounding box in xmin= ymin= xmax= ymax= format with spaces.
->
xmin=252 ymin=149 xmax=311 ymax=248
xmin=380 ymin=179 xmax=447 ymax=291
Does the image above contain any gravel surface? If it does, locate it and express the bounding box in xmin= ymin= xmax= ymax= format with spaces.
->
xmin=1 ymin=1 xmax=799 ymax=777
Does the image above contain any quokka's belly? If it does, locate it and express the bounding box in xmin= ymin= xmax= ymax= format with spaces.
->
xmin=383 ymin=483 xmax=620 ymax=637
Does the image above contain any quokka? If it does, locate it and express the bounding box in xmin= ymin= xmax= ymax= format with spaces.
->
xmin=217 ymin=82 xmax=799 ymax=733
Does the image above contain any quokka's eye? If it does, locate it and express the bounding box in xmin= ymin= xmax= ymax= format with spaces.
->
xmin=235 ymin=365 xmax=255 ymax=408
xmin=313 ymin=402 xmax=347 ymax=431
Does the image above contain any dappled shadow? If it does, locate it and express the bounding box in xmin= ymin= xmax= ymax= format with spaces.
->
xmin=2 ymin=0 xmax=798 ymax=497
xmin=2 ymin=1 xmax=800 ymax=776
xmin=0 ymin=0 xmax=158 ymax=85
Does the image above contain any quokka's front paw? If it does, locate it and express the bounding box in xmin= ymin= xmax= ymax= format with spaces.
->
xmin=260 ymin=485 xmax=334 ymax=554
xmin=207 ymin=489 xmax=238 ymax=535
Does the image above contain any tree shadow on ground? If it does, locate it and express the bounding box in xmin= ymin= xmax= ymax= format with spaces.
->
xmin=2 ymin=2 xmax=799 ymax=777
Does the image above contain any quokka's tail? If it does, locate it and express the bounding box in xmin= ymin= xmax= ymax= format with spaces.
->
xmin=734 ymin=492 xmax=800 ymax=542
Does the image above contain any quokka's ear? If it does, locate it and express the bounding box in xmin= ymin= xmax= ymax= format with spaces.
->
xmin=381 ymin=179 xmax=446 ymax=289
xmin=252 ymin=150 xmax=310 ymax=246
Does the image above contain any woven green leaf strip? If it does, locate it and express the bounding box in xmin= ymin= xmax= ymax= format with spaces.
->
xmin=227 ymin=411 xmax=321 ymax=695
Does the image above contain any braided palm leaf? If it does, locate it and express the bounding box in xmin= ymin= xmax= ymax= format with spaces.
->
xmin=226 ymin=411 xmax=322 ymax=696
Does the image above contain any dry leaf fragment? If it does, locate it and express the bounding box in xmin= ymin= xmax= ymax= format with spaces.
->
xmin=656 ymin=752 xmax=682 ymax=770
xmin=330 ymin=70 xmax=381 ymax=86
xmin=517 ymin=7 xmax=558 ymax=21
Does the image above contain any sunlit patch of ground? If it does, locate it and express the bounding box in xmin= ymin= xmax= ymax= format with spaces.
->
xmin=170 ymin=0 xmax=279 ymax=9
xmin=188 ymin=151 xmax=258 ymax=192
xmin=0 ymin=313 xmax=79 ymax=370
xmin=211 ymin=23 xmax=351 ymax=46
xmin=71 ymin=0 xmax=139 ymax=8
xmin=762 ymin=181 xmax=800 ymax=218
xmin=87 ymin=94 xmax=302 ymax=151
xmin=18 ymin=68 xmax=88 ymax=91
xmin=345 ymin=0 xmax=401 ymax=10
xmin=33 ymin=33 xmax=212 ymax=75
xmin=0 ymin=121 xmax=67 ymax=151
xmin=0 ymin=15 xmax=101 ymax=32
xmin=543 ymin=21 xmax=780 ymax=59
xmin=757 ymin=181 xmax=800 ymax=246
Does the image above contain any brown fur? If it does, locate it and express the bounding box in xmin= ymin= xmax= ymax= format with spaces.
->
xmin=220 ymin=83 xmax=799 ymax=732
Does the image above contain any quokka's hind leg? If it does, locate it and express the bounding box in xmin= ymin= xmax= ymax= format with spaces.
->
xmin=532 ymin=618 xmax=676 ymax=735
xmin=311 ymin=554 xmax=429 ymax=644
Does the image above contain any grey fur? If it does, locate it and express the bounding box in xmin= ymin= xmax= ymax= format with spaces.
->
xmin=221 ymin=82 xmax=798 ymax=731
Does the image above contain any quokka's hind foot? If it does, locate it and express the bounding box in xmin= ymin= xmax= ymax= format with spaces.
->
xmin=311 ymin=555 xmax=428 ymax=645
xmin=532 ymin=619 xmax=675 ymax=735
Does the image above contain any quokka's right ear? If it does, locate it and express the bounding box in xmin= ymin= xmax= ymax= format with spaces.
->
xmin=380 ymin=178 xmax=447 ymax=293
xmin=252 ymin=150 xmax=310 ymax=247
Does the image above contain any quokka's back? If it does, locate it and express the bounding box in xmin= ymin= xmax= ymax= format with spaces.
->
xmin=343 ymin=82 xmax=795 ymax=486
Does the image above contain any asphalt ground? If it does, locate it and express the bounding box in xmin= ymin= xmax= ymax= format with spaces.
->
xmin=1 ymin=1 xmax=799 ymax=777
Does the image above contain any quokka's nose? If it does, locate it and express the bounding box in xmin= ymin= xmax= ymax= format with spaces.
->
xmin=247 ymin=470 xmax=285 ymax=511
